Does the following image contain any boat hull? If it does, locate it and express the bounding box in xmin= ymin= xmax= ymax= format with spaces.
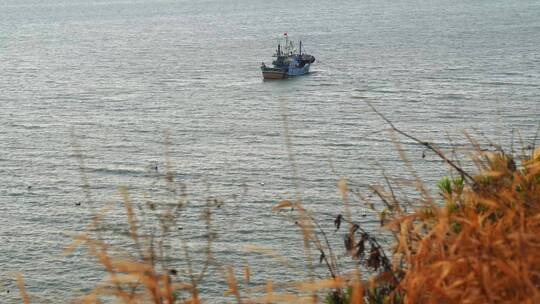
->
xmin=261 ymin=68 xmax=287 ymax=79
xmin=261 ymin=64 xmax=310 ymax=79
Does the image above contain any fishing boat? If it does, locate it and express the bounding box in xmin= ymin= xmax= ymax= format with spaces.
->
xmin=261 ymin=33 xmax=315 ymax=80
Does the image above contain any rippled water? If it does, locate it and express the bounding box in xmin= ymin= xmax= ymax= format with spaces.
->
xmin=1 ymin=0 xmax=539 ymax=302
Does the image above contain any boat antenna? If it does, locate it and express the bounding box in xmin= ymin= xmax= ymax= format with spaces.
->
xmin=299 ymin=41 xmax=302 ymax=54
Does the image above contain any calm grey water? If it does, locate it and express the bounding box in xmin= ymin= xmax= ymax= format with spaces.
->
xmin=1 ymin=0 xmax=539 ymax=302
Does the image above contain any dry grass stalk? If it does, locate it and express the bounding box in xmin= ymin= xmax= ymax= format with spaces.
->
xmin=19 ymin=113 xmax=539 ymax=304
xmin=16 ymin=274 xmax=30 ymax=304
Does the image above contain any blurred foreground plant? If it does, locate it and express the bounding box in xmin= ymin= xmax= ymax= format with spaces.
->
xmin=16 ymin=118 xmax=540 ymax=304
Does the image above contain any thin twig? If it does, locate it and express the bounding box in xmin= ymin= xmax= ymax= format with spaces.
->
xmin=71 ymin=129 xmax=94 ymax=208
xmin=444 ymin=131 xmax=464 ymax=175
xmin=304 ymin=212 xmax=340 ymax=278
xmin=377 ymin=165 xmax=400 ymax=212
xmin=532 ymin=124 xmax=540 ymax=157
xmin=510 ymin=128 xmax=516 ymax=157
xmin=366 ymin=102 xmax=477 ymax=186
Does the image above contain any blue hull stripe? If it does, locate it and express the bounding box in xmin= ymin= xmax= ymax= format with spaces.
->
xmin=287 ymin=64 xmax=310 ymax=76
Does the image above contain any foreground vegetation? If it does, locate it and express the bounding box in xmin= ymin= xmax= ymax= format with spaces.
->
xmin=17 ymin=122 xmax=540 ymax=303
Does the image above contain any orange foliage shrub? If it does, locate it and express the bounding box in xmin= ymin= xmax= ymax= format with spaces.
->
xmin=389 ymin=148 xmax=540 ymax=303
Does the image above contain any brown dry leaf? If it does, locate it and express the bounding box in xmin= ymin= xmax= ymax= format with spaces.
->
xmin=185 ymin=297 xmax=202 ymax=304
xmin=481 ymin=170 xmax=505 ymax=178
xmin=266 ymin=280 xmax=273 ymax=296
xmin=272 ymin=200 xmax=294 ymax=211
xmin=243 ymin=245 xmax=292 ymax=269
xmin=171 ymin=282 xmax=194 ymax=290
xmin=63 ymin=233 xmax=89 ymax=256
xmin=225 ymin=266 xmax=242 ymax=303
xmin=249 ymin=293 xmax=312 ymax=303
xmin=338 ymin=178 xmax=348 ymax=198
xmin=350 ymin=281 xmax=364 ymax=304
xmin=107 ymin=273 xmax=142 ymax=284
xmin=114 ymin=260 xmax=153 ymax=274
xmin=526 ymin=162 xmax=540 ymax=175
xmin=295 ymin=278 xmax=346 ymax=291
xmin=244 ymin=263 xmax=251 ymax=284
xmin=120 ymin=187 xmax=140 ymax=247
xmin=161 ymin=274 xmax=174 ymax=304
xmin=16 ymin=274 xmax=30 ymax=304
xmin=79 ymin=292 xmax=99 ymax=304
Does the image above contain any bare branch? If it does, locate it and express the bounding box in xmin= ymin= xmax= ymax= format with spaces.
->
xmin=366 ymin=102 xmax=477 ymax=187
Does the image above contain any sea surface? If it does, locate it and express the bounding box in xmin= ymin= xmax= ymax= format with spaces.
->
xmin=1 ymin=0 xmax=539 ymax=302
